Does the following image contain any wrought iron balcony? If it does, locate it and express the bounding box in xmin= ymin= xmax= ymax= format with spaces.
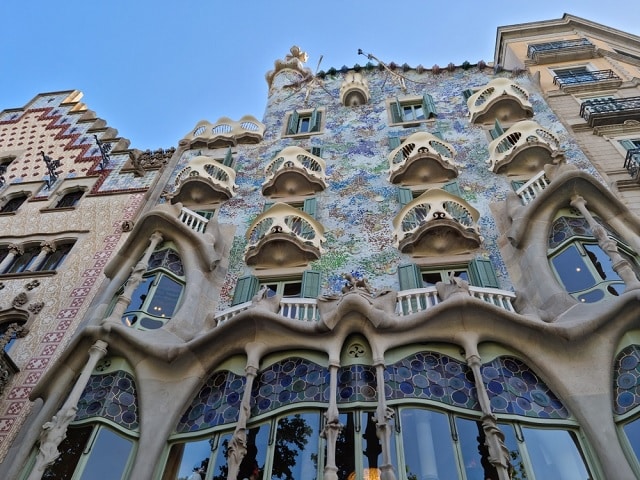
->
xmin=580 ymin=97 xmax=640 ymax=127
xmin=624 ymin=147 xmax=640 ymax=181
xmin=527 ymin=38 xmax=595 ymax=64
xmin=553 ymin=69 xmax=620 ymax=88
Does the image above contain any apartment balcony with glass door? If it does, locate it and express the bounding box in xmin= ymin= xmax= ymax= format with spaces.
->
xmin=553 ymin=69 xmax=622 ymax=92
xmin=580 ymin=97 xmax=640 ymax=127
xmin=526 ymin=38 xmax=596 ymax=64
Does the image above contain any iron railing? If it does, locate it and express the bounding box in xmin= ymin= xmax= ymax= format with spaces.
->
xmin=624 ymin=147 xmax=640 ymax=181
xmin=553 ymin=69 xmax=620 ymax=87
xmin=580 ymin=96 xmax=640 ymax=126
xmin=527 ymin=38 xmax=593 ymax=58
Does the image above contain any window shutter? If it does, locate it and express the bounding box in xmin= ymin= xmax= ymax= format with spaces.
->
xmin=432 ymin=131 xmax=444 ymax=140
xmin=620 ymin=140 xmax=637 ymax=151
xmin=262 ymin=202 xmax=274 ymax=213
xmin=422 ymin=94 xmax=437 ymax=118
xmin=397 ymin=187 xmax=414 ymax=207
xmin=309 ymin=109 xmax=321 ymax=132
xmin=391 ymin=98 xmax=403 ymax=123
xmin=490 ymin=119 xmax=504 ymax=140
xmin=301 ymin=270 xmax=322 ymax=298
xmin=287 ymin=111 xmax=300 ymax=135
xmin=398 ymin=263 xmax=422 ymax=290
xmin=303 ymin=198 xmax=317 ymax=218
xmin=389 ymin=134 xmax=402 ymax=150
xmin=442 ymin=180 xmax=462 ymax=197
xmin=468 ymin=258 xmax=499 ymax=288
xmin=311 ymin=146 xmax=323 ymax=157
xmin=462 ymin=89 xmax=474 ymax=100
xmin=222 ymin=147 xmax=233 ymax=168
xmin=231 ymin=275 xmax=260 ymax=305
xmin=510 ymin=180 xmax=527 ymax=191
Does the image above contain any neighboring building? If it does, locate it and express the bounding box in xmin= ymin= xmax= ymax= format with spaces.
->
xmin=2 ymin=14 xmax=640 ymax=480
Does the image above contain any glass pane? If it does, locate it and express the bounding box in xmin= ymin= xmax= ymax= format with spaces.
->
xmin=414 ymin=105 xmax=425 ymax=120
xmin=79 ymin=428 xmax=133 ymax=480
xmin=299 ymin=117 xmax=310 ymax=133
xmin=148 ymin=275 xmax=183 ymax=317
xmin=42 ymin=425 xmax=93 ymax=480
xmin=211 ymin=433 xmax=233 ymax=480
xmin=401 ymin=409 xmax=459 ymax=480
xmin=456 ymin=417 xmax=498 ymax=480
xmin=623 ymin=418 xmax=640 ymax=466
xmin=126 ymin=277 xmax=154 ymax=312
xmin=522 ymin=427 xmax=589 ymax=480
xmin=335 ymin=412 xmax=356 ymax=480
xmin=551 ymin=244 xmax=596 ymax=292
xmin=422 ymin=272 xmax=443 ymax=286
xmin=584 ymin=244 xmax=619 ymax=282
xmin=499 ymin=424 xmax=527 ymax=480
xmin=165 ymin=439 xmax=211 ymax=480
xmin=272 ymin=412 xmax=320 ymax=480
xmin=8 ymin=247 xmax=39 ymax=273
xmin=238 ymin=423 xmax=270 ymax=480
xmin=360 ymin=411 xmax=397 ymax=479
xmin=282 ymin=282 xmax=302 ymax=298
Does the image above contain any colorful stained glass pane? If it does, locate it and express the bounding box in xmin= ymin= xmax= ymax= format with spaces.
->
xmin=481 ymin=356 xmax=569 ymax=419
xmin=613 ymin=345 xmax=640 ymax=415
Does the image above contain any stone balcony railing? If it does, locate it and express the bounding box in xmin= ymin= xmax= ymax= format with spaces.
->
xmin=393 ymin=189 xmax=482 ymax=256
xmin=388 ymin=132 xmax=458 ymax=185
xmin=172 ymin=155 xmax=238 ymax=203
xmin=515 ymin=170 xmax=551 ymax=205
xmin=245 ymin=203 xmax=325 ymax=267
xmin=178 ymin=207 xmax=210 ymax=233
xmin=213 ymin=286 xmax=516 ymax=325
xmin=487 ymin=120 xmax=563 ymax=176
xmin=467 ymin=78 xmax=533 ymax=125
xmin=262 ymin=146 xmax=327 ymax=197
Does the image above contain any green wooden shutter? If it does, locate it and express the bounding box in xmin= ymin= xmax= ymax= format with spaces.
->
xmin=442 ymin=180 xmax=462 ymax=197
xmin=511 ymin=180 xmax=527 ymax=191
xmin=311 ymin=146 xmax=323 ymax=157
xmin=231 ymin=275 xmax=259 ymax=305
xmin=391 ymin=98 xmax=403 ymax=123
xmin=468 ymin=258 xmax=499 ymax=288
xmin=462 ymin=89 xmax=474 ymax=100
xmin=309 ymin=109 xmax=321 ymax=132
xmin=620 ymin=140 xmax=636 ymax=151
xmin=490 ymin=119 xmax=504 ymax=140
xmin=301 ymin=270 xmax=322 ymax=298
xmin=398 ymin=263 xmax=422 ymax=290
xmin=303 ymin=197 xmax=317 ymax=218
xmin=432 ymin=131 xmax=444 ymax=140
xmin=397 ymin=187 xmax=414 ymax=207
xmin=422 ymin=94 xmax=437 ymax=118
xmin=389 ymin=134 xmax=402 ymax=150
xmin=263 ymin=202 xmax=274 ymax=212
xmin=222 ymin=147 xmax=233 ymax=168
xmin=287 ymin=110 xmax=300 ymax=135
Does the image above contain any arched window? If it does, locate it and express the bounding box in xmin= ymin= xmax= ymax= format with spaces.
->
xmin=120 ymin=245 xmax=185 ymax=330
xmin=2 ymin=244 xmax=39 ymax=274
xmin=39 ymin=241 xmax=74 ymax=271
xmin=54 ymin=189 xmax=84 ymax=209
xmin=548 ymin=209 xmax=639 ymax=303
xmin=0 ymin=193 xmax=28 ymax=213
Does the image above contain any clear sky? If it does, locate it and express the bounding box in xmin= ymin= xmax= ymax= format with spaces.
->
xmin=1 ymin=1 xmax=638 ymax=150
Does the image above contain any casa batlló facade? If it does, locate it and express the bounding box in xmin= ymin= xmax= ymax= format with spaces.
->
xmin=2 ymin=13 xmax=640 ymax=480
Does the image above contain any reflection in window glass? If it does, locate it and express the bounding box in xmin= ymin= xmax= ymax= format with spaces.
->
xmin=623 ymin=417 xmax=640 ymax=467
xmin=43 ymin=425 xmax=93 ymax=480
xmin=401 ymin=409 xmax=458 ymax=480
xmin=210 ymin=433 xmax=233 ymax=480
xmin=272 ymin=413 xmax=320 ymax=480
xmin=238 ymin=423 xmax=270 ymax=480
xmin=335 ymin=413 xmax=356 ymax=480
xmin=499 ymin=424 xmax=526 ymax=480
xmin=168 ymin=438 xmax=211 ymax=480
xmin=149 ymin=276 xmax=183 ymax=318
xmin=522 ymin=427 xmax=589 ymax=480
xmin=456 ymin=417 xmax=497 ymax=480
xmin=552 ymin=244 xmax=595 ymax=292
xmin=78 ymin=428 xmax=133 ymax=480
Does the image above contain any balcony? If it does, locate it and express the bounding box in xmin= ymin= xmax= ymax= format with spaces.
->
xmin=580 ymin=97 xmax=640 ymax=127
xmin=262 ymin=146 xmax=327 ymax=197
xmin=393 ymin=189 xmax=482 ymax=256
xmin=178 ymin=207 xmax=210 ymax=233
xmin=245 ymin=203 xmax=325 ymax=268
xmin=624 ymin=147 xmax=640 ymax=182
xmin=169 ymin=155 xmax=238 ymax=204
xmin=396 ymin=286 xmax=516 ymax=316
xmin=553 ymin=69 xmax=622 ymax=93
xmin=488 ymin=120 xmax=563 ymax=175
xmin=514 ymin=170 xmax=551 ymax=205
xmin=467 ymin=78 xmax=533 ymax=125
xmin=388 ymin=132 xmax=458 ymax=185
xmin=527 ymin=38 xmax=596 ymax=64
xmin=180 ymin=116 xmax=265 ymax=149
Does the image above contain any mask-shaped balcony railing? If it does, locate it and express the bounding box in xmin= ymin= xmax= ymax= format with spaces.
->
xmin=262 ymin=146 xmax=327 ymax=197
xmin=527 ymin=38 xmax=595 ymax=64
xmin=388 ymin=132 xmax=458 ymax=185
xmin=487 ymin=120 xmax=563 ymax=175
xmin=580 ymin=97 xmax=640 ymax=127
xmin=245 ymin=203 xmax=325 ymax=267
xmin=181 ymin=116 xmax=265 ymax=149
xmin=514 ymin=170 xmax=551 ymax=205
xmin=553 ymin=69 xmax=621 ymax=89
xmin=171 ymin=155 xmax=238 ymax=203
xmin=624 ymin=147 xmax=640 ymax=182
xmin=393 ymin=189 xmax=481 ymax=255
xmin=467 ymin=78 xmax=533 ymax=125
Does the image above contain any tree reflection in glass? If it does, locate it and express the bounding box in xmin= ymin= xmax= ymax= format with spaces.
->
xmin=271 ymin=412 xmax=318 ymax=480
xmin=237 ymin=424 xmax=270 ymax=480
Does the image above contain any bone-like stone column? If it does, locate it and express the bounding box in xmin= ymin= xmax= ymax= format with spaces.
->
xmin=321 ymin=361 xmax=343 ymax=480
xmin=374 ymin=360 xmax=397 ymax=480
xmin=226 ymin=364 xmax=258 ymax=480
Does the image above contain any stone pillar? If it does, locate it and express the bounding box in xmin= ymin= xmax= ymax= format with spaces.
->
xmin=374 ymin=361 xmax=396 ymax=480
xmin=27 ymin=242 xmax=55 ymax=272
xmin=0 ymin=244 xmax=23 ymax=272
xmin=466 ymin=353 xmax=511 ymax=480
xmin=27 ymin=340 xmax=108 ymax=480
xmin=227 ymin=364 xmax=258 ymax=480
xmin=322 ymin=362 xmax=342 ymax=480
xmin=109 ymin=231 xmax=164 ymax=320
xmin=571 ymin=195 xmax=640 ymax=291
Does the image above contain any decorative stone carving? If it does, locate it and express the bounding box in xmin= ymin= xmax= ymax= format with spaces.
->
xmin=25 ymin=280 xmax=40 ymax=291
xmin=28 ymin=302 xmax=45 ymax=314
xmin=126 ymin=147 xmax=175 ymax=177
xmin=340 ymin=72 xmax=370 ymax=106
xmin=12 ymin=292 xmax=28 ymax=308
xmin=121 ymin=220 xmax=134 ymax=232
xmin=436 ymin=274 xmax=471 ymax=301
xmin=265 ymin=46 xmax=313 ymax=90
xmin=341 ymin=272 xmax=374 ymax=295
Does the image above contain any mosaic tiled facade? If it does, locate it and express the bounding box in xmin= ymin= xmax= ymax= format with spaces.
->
xmin=3 ymin=14 xmax=640 ymax=480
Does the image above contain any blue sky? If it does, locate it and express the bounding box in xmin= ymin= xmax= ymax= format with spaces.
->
xmin=1 ymin=1 xmax=638 ymax=150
